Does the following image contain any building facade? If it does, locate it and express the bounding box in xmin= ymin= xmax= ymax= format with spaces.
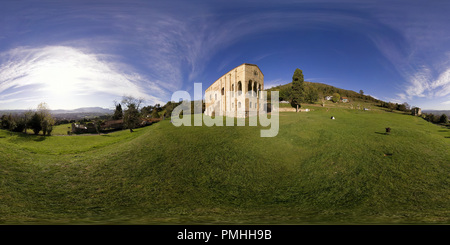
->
xmin=411 ymin=107 xmax=422 ymax=116
xmin=204 ymin=63 xmax=264 ymax=118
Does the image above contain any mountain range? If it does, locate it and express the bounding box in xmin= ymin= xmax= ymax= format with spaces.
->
xmin=422 ymin=110 xmax=450 ymax=117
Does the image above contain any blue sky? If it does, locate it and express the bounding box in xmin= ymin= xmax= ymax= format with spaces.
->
xmin=0 ymin=0 xmax=449 ymax=110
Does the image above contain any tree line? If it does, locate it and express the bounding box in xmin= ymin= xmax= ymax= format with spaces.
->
xmin=111 ymin=96 xmax=205 ymax=132
xmin=421 ymin=112 xmax=449 ymax=125
xmin=0 ymin=103 xmax=54 ymax=135
xmin=0 ymin=96 xmax=208 ymax=136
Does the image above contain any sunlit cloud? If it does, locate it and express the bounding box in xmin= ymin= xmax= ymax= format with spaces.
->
xmin=395 ymin=66 xmax=450 ymax=102
xmin=0 ymin=46 xmax=166 ymax=109
xmin=263 ymin=79 xmax=288 ymax=90
xmin=432 ymin=69 xmax=450 ymax=97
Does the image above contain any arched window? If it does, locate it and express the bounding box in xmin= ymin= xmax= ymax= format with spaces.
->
xmin=221 ymin=87 xmax=224 ymax=96
xmin=250 ymin=102 xmax=252 ymax=108
xmin=248 ymin=80 xmax=252 ymax=95
xmin=238 ymin=81 xmax=242 ymax=96
xmin=238 ymin=102 xmax=241 ymax=108
xmin=215 ymin=93 xmax=217 ymax=100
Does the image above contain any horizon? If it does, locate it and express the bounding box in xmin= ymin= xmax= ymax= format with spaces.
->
xmin=1 ymin=0 xmax=449 ymax=111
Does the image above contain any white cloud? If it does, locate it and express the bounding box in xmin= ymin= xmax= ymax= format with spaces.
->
xmin=263 ymin=79 xmax=288 ymax=89
xmin=432 ymin=68 xmax=450 ymax=97
xmin=396 ymin=66 xmax=450 ymax=104
xmin=0 ymin=46 xmax=166 ymax=109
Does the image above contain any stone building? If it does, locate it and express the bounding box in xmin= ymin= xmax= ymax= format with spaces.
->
xmin=411 ymin=107 xmax=422 ymax=116
xmin=204 ymin=63 xmax=264 ymax=118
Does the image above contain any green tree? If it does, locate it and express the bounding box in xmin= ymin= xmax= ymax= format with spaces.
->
xmin=387 ymin=102 xmax=396 ymax=112
xmin=37 ymin=102 xmax=54 ymax=136
xmin=11 ymin=114 xmax=27 ymax=132
xmin=1 ymin=114 xmax=12 ymax=130
xmin=113 ymin=103 xmax=123 ymax=120
xmin=331 ymin=93 xmax=340 ymax=103
xmin=7 ymin=114 xmax=16 ymax=133
xmin=93 ymin=117 xmax=104 ymax=134
xmin=141 ymin=105 xmax=153 ymax=117
xmin=305 ymin=86 xmax=319 ymax=104
xmin=402 ymin=102 xmax=411 ymax=112
xmin=23 ymin=110 xmax=34 ymax=134
xmin=41 ymin=119 xmax=53 ymax=136
xmin=122 ymin=96 xmax=143 ymax=132
xmin=424 ymin=113 xmax=437 ymax=123
xmin=440 ymin=114 xmax=448 ymax=124
xmin=279 ymin=86 xmax=292 ymax=102
xmin=290 ymin=68 xmax=305 ymax=112
xmin=151 ymin=109 xmax=160 ymax=118
xmin=30 ymin=112 xmax=42 ymax=135
xmin=397 ymin=103 xmax=406 ymax=112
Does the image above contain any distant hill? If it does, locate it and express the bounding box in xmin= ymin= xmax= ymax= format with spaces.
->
xmin=0 ymin=107 xmax=113 ymax=121
xmin=51 ymin=107 xmax=113 ymax=120
xmin=51 ymin=107 xmax=113 ymax=114
xmin=423 ymin=110 xmax=450 ymax=117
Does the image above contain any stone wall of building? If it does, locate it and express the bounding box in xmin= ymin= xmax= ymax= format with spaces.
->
xmin=205 ymin=63 xmax=264 ymax=118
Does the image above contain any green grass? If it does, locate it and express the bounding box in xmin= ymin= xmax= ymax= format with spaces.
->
xmin=51 ymin=123 xmax=73 ymax=135
xmin=0 ymin=108 xmax=449 ymax=224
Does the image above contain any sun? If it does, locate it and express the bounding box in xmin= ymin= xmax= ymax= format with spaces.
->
xmin=29 ymin=47 xmax=98 ymax=108
xmin=0 ymin=46 xmax=154 ymax=110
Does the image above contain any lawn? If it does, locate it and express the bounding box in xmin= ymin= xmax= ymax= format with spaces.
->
xmin=0 ymin=108 xmax=449 ymax=224
xmin=51 ymin=123 xmax=73 ymax=135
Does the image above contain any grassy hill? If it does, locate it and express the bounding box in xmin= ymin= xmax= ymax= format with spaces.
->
xmin=1 ymin=107 xmax=449 ymax=224
xmin=267 ymin=81 xmax=381 ymax=107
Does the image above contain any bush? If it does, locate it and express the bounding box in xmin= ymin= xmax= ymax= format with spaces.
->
xmin=440 ymin=114 xmax=448 ymax=124
xmin=30 ymin=113 xmax=42 ymax=135
xmin=331 ymin=93 xmax=340 ymax=103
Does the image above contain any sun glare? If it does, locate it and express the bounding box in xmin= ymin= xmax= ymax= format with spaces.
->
xmin=24 ymin=47 xmax=106 ymax=109
xmin=37 ymin=63 xmax=79 ymax=96
xmin=1 ymin=46 xmax=155 ymax=110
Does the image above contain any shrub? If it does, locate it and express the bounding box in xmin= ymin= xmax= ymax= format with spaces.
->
xmin=30 ymin=113 xmax=42 ymax=135
xmin=440 ymin=114 xmax=448 ymax=124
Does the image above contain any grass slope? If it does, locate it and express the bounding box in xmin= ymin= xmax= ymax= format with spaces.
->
xmin=0 ymin=108 xmax=449 ymax=224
